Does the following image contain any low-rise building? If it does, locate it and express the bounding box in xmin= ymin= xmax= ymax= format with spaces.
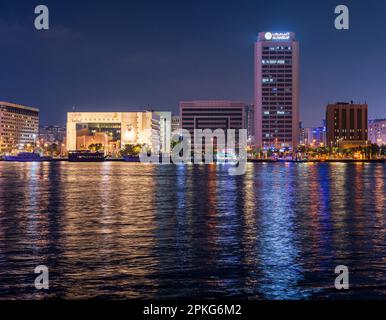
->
xmin=66 ymin=111 xmax=169 ymax=155
xmin=326 ymin=102 xmax=368 ymax=148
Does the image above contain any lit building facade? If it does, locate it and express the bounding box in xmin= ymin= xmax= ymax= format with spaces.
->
xmin=172 ymin=116 xmax=180 ymax=132
xmin=39 ymin=125 xmax=66 ymax=143
xmin=299 ymin=126 xmax=326 ymax=147
xmin=156 ymin=112 xmax=172 ymax=153
xmin=180 ymin=101 xmax=245 ymax=152
xmin=66 ymin=112 xmax=166 ymax=155
xmin=180 ymin=100 xmax=245 ymax=135
xmin=244 ymin=104 xmax=255 ymax=144
xmin=369 ymin=119 xmax=386 ymax=146
xmin=254 ymin=32 xmax=300 ymax=150
xmin=0 ymin=101 xmax=39 ymax=153
xmin=326 ymin=102 xmax=368 ymax=148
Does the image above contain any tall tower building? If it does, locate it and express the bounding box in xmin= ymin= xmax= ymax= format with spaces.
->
xmin=254 ymin=32 xmax=300 ymax=150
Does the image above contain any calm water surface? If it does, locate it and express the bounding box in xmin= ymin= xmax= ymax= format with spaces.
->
xmin=0 ymin=162 xmax=385 ymax=300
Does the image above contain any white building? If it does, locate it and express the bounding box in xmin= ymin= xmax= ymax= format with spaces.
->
xmin=156 ymin=112 xmax=172 ymax=153
xmin=66 ymin=111 xmax=170 ymax=154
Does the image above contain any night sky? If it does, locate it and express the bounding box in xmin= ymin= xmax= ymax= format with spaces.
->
xmin=1 ymin=0 xmax=385 ymax=126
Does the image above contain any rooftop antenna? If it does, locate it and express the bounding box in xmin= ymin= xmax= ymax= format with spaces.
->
xmin=72 ymin=106 xmax=76 ymax=112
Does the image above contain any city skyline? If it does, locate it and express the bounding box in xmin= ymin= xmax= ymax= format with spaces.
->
xmin=1 ymin=0 xmax=386 ymax=126
xmin=1 ymin=1 xmax=386 ymax=306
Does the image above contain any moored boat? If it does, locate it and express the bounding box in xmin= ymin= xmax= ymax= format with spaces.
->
xmin=3 ymin=152 xmax=52 ymax=162
xmin=122 ymin=155 xmax=141 ymax=162
xmin=68 ymin=151 xmax=106 ymax=162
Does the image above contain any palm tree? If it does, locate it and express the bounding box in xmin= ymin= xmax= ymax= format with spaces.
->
xmin=120 ymin=144 xmax=143 ymax=157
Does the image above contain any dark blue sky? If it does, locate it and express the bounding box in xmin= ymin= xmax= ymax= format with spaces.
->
xmin=1 ymin=0 xmax=385 ymax=126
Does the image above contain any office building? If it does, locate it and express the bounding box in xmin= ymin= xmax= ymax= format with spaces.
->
xmin=326 ymin=102 xmax=368 ymax=149
xmin=180 ymin=100 xmax=245 ymax=140
xmin=180 ymin=100 xmax=245 ymax=154
xmin=299 ymin=126 xmax=326 ymax=147
xmin=39 ymin=125 xmax=66 ymax=143
xmin=369 ymin=119 xmax=386 ymax=146
xmin=255 ymin=32 xmax=299 ymax=149
xmin=254 ymin=32 xmax=300 ymax=150
xmin=0 ymin=101 xmax=39 ymax=153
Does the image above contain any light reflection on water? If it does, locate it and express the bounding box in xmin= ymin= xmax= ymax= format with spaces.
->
xmin=0 ymin=162 xmax=385 ymax=300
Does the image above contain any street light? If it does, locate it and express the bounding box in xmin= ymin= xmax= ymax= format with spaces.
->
xmin=335 ymin=138 xmax=344 ymax=158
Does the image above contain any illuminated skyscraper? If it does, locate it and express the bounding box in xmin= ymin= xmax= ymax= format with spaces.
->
xmin=254 ymin=32 xmax=300 ymax=150
xmin=0 ymin=101 xmax=39 ymax=153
